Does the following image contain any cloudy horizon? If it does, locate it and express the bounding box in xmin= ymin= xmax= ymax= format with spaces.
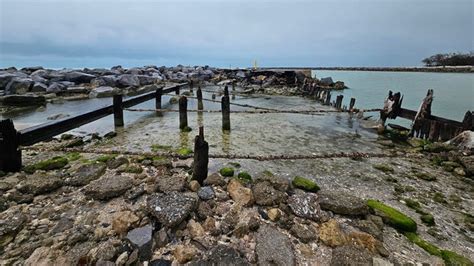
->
xmin=0 ymin=0 xmax=472 ymax=69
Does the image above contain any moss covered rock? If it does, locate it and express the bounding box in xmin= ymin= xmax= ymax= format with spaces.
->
xmin=441 ymin=250 xmax=473 ymax=266
xmin=24 ymin=156 xmax=69 ymax=174
xmin=292 ymin=176 xmax=320 ymax=193
xmin=423 ymin=143 xmax=455 ymax=153
xmin=176 ymin=148 xmax=193 ymax=156
xmin=421 ymin=214 xmax=435 ymax=226
xmin=219 ymin=167 xmax=234 ymax=177
xmin=95 ymin=154 xmax=116 ymax=163
xmin=404 ymin=232 xmax=441 ymax=256
xmin=237 ymin=172 xmax=252 ymax=182
xmin=367 ymin=199 xmax=417 ymax=232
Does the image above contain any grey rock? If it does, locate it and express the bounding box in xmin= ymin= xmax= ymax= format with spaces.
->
xmin=0 ymin=208 xmax=27 ymax=247
xmin=117 ymin=74 xmax=140 ymax=88
xmin=256 ymin=225 xmax=295 ymax=266
xmin=153 ymin=229 xmax=169 ymax=249
xmin=289 ymin=223 xmax=317 ymax=243
xmin=67 ymin=162 xmax=106 ymax=186
xmin=330 ymin=245 xmax=373 ymax=266
xmin=190 ymin=245 xmax=250 ymax=266
xmin=204 ymin=173 xmax=226 ymax=187
xmin=0 ymin=72 xmax=17 ymax=89
xmin=318 ymin=190 xmax=369 ymax=216
xmin=89 ymin=86 xmax=118 ymax=98
xmin=31 ymin=82 xmax=48 ymax=92
xmin=106 ymin=157 xmax=129 ymax=169
xmin=150 ymin=259 xmax=172 ymax=266
xmin=459 ymin=155 xmax=474 ymax=177
xmin=136 ymin=75 xmax=156 ymax=86
xmin=126 ymin=224 xmax=153 ymax=261
xmin=84 ymin=175 xmax=132 ymax=200
xmin=146 ymin=191 xmax=198 ymax=228
xmin=47 ymin=82 xmax=66 ymax=92
xmin=5 ymin=77 xmax=33 ymax=94
xmin=252 ymin=181 xmax=286 ymax=206
xmin=17 ymin=173 xmax=63 ymax=195
xmin=0 ymin=94 xmax=46 ymax=106
xmin=198 ymin=186 xmax=215 ymax=200
xmin=156 ymin=173 xmax=187 ymax=192
xmin=320 ymin=77 xmax=334 ymax=86
xmin=354 ymin=217 xmax=384 ymax=241
xmin=64 ymin=71 xmax=95 ymax=84
xmin=91 ymin=75 xmax=117 ymax=87
xmin=288 ymin=191 xmax=321 ymax=221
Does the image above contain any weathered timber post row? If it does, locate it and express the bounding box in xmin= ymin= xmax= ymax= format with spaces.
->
xmin=113 ymin=94 xmax=124 ymax=127
xmin=325 ymin=91 xmax=331 ymax=105
xmin=349 ymin=98 xmax=356 ymax=111
xmin=197 ymin=87 xmax=204 ymax=110
xmin=222 ymin=93 xmax=231 ymax=131
xmin=192 ymin=126 xmax=209 ymax=185
xmin=335 ymin=95 xmax=344 ymax=110
xmin=0 ymin=119 xmax=22 ymax=172
xmin=179 ymin=96 xmax=188 ymax=130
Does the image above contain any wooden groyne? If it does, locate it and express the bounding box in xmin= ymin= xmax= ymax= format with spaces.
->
xmin=263 ymin=66 xmax=474 ymax=73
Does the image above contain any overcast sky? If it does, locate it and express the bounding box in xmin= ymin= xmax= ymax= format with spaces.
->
xmin=0 ymin=0 xmax=472 ymax=68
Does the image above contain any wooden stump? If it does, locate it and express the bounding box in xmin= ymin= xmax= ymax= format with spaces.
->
xmin=335 ymin=95 xmax=344 ymax=110
xmin=189 ymin=79 xmax=194 ymax=93
xmin=224 ymin=85 xmax=229 ymax=97
xmin=155 ymin=88 xmax=162 ymax=110
xmin=324 ymin=92 xmax=331 ymax=105
xmin=221 ymin=95 xmax=231 ymax=131
xmin=113 ymin=94 xmax=124 ymax=127
xmin=197 ymin=87 xmax=204 ymax=110
xmin=0 ymin=119 xmax=21 ymax=172
xmin=349 ymin=98 xmax=356 ymax=111
xmin=462 ymin=111 xmax=473 ymax=131
xmin=192 ymin=127 xmax=209 ymax=185
xmin=179 ymin=96 xmax=188 ymax=130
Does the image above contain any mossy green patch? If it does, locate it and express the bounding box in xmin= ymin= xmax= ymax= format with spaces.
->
xmin=421 ymin=214 xmax=435 ymax=226
xmin=262 ymin=170 xmax=274 ymax=177
xmin=433 ymin=192 xmax=447 ymax=204
xmin=441 ymin=250 xmax=473 ymax=266
xmin=423 ymin=143 xmax=455 ymax=153
xmin=180 ymin=126 xmax=192 ymax=132
xmin=405 ymin=198 xmax=421 ymax=210
xmin=23 ymin=156 xmax=69 ymax=174
xmin=65 ymin=152 xmax=82 ymax=161
xmin=373 ymin=164 xmax=395 ymax=173
xmin=176 ymin=147 xmax=193 ymax=156
xmin=219 ymin=167 xmax=234 ymax=177
xmin=120 ymin=165 xmax=143 ymax=174
xmin=237 ymin=171 xmax=252 ymax=182
xmin=414 ymin=172 xmax=436 ymax=181
xmin=60 ymin=133 xmax=74 ymax=140
xmin=405 ymin=233 xmax=473 ymax=265
xmin=150 ymin=144 xmax=173 ymax=152
xmin=367 ymin=199 xmax=417 ymax=232
xmin=96 ymin=154 xmax=116 ymax=163
xmin=404 ymin=232 xmax=441 ymax=256
xmin=384 ymin=129 xmax=409 ymax=142
xmin=228 ymin=162 xmax=241 ymax=168
xmin=292 ymin=176 xmax=320 ymax=193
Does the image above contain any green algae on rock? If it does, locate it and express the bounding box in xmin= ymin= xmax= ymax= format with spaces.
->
xmin=404 ymin=232 xmax=441 ymax=256
xmin=367 ymin=199 xmax=417 ymax=232
xmin=219 ymin=167 xmax=234 ymax=177
xmin=420 ymin=213 xmax=435 ymax=226
xmin=292 ymin=176 xmax=320 ymax=193
xmin=176 ymin=148 xmax=193 ymax=156
xmin=23 ymin=156 xmax=69 ymax=174
xmin=65 ymin=152 xmax=82 ymax=161
xmin=95 ymin=154 xmax=117 ymax=163
xmin=237 ymin=172 xmax=252 ymax=182
xmin=373 ymin=164 xmax=395 ymax=173
xmin=441 ymin=250 xmax=473 ymax=266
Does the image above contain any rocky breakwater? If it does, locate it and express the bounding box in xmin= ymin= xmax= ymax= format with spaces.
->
xmin=0 ymin=65 xmax=345 ymax=111
xmin=1 ymin=141 xmax=471 ymax=265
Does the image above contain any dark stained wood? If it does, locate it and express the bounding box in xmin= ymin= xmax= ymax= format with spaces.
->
xmin=462 ymin=111 xmax=473 ymax=130
xmin=113 ymin=94 xmax=124 ymax=127
xmin=0 ymin=119 xmax=22 ymax=172
xmin=222 ymin=95 xmax=231 ymax=131
xmin=179 ymin=96 xmax=188 ymax=130
xmin=349 ymin=98 xmax=356 ymax=111
xmin=197 ymin=87 xmax=204 ymax=110
xmin=155 ymin=88 xmax=162 ymax=110
xmin=192 ymin=126 xmax=209 ymax=185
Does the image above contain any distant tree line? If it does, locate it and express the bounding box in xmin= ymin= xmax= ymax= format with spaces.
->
xmin=422 ymin=52 xmax=474 ymax=66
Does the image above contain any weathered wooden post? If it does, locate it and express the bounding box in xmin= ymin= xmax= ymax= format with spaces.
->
xmin=192 ymin=126 xmax=209 ymax=185
xmin=409 ymin=89 xmax=433 ymax=137
xmin=324 ymin=91 xmax=331 ymax=105
xmin=113 ymin=94 xmax=124 ymax=127
xmin=222 ymin=94 xmax=231 ymax=131
xmin=232 ymin=80 xmax=236 ymax=91
xmin=335 ymin=95 xmax=344 ymax=110
xmin=349 ymin=98 xmax=356 ymax=111
xmin=175 ymin=86 xmax=180 ymax=95
xmin=212 ymin=94 xmax=216 ymax=100
xmin=0 ymin=119 xmax=22 ymax=172
xmin=189 ymin=79 xmax=194 ymax=93
xmin=197 ymin=87 xmax=204 ymax=110
xmin=224 ymin=85 xmax=229 ymax=97
xmin=179 ymin=96 xmax=188 ymax=130
xmin=462 ymin=111 xmax=473 ymax=131
xmin=155 ymin=88 xmax=162 ymax=110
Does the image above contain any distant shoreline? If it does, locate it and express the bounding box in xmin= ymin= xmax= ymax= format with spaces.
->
xmin=299 ymin=66 xmax=473 ymax=73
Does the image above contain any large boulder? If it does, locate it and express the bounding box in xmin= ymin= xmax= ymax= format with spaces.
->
xmin=66 ymin=162 xmax=106 ymax=186
xmin=84 ymin=175 xmax=132 ymax=200
xmin=288 ymin=190 xmax=321 ymax=221
xmin=64 ymin=71 xmax=96 ymax=84
xmin=0 ymin=72 xmax=18 ymax=89
xmin=146 ymin=191 xmax=198 ymax=228
xmin=5 ymin=77 xmax=33 ymax=94
xmin=448 ymin=131 xmax=474 ymax=154
xmin=91 ymin=75 xmax=117 ymax=87
xmin=0 ymin=208 xmax=27 ymax=248
xmin=47 ymin=82 xmax=67 ymax=93
xmin=136 ymin=75 xmax=156 ymax=86
xmin=117 ymin=74 xmax=140 ymax=88
xmin=17 ymin=172 xmax=64 ymax=195
xmin=31 ymin=82 xmax=48 ymax=92
xmin=256 ymin=225 xmax=295 ymax=266
xmin=320 ymin=77 xmax=334 ymax=86
xmin=0 ymin=94 xmax=46 ymax=106
xmin=318 ymin=190 xmax=369 ymax=216
xmin=89 ymin=86 xmax=119 ymax=98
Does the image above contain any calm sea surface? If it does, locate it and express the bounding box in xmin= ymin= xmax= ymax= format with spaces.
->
xmin=313 ymin=70 xmax=474 ymax=121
